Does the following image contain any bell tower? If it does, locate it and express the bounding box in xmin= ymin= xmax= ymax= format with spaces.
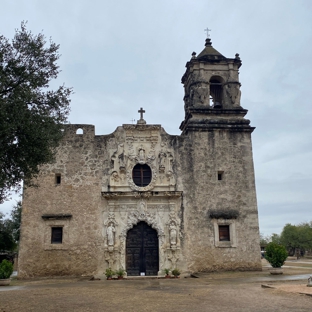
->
xmin=177 ymin=36 xmax=261 ymax=272
xmin=180 ymin=37 xmax=253 ymax=134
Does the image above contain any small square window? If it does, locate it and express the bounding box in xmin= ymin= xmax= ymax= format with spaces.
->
xmin=55 ymin=174 xmax=61 ymax=185
xmin=219 ymin=225 xmax=230 ymax=241
xmin=218 ymin=171 xmax=224 ymax=181
xmin=214 ymin=220 xmax=236 ymax=248
xmin=51 ymin=227 xmax=63 ymax=244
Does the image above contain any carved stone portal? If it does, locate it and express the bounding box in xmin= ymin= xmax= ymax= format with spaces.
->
xmin=167 ymin=249 xmax=180 ymax=268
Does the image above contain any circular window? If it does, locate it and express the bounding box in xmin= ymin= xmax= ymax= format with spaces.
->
xmin=132 ymin=164 xmax=152 ymax=187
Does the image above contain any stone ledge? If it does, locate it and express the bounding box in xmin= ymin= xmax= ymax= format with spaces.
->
xmin=102 ymin=191 xmax=183 ymax=199
xmin=41 ymin=214 xmax=72 ymax=220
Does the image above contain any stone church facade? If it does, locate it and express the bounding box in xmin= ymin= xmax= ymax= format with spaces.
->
xmin=18 ymin=38 xmax=262 ymax=278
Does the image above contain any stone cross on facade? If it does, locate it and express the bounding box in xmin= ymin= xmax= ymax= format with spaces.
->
xmin=204 ymin=27 xmax=211 ymax=38
xmin=137 ymin=107 xmax=146 ymax=125
xmin=138 ymin=107 xmax=145 ymax=119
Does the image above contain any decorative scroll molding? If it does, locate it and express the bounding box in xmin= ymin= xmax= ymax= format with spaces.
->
xmin=101 ymin=191 xmax=183 ymax=199
xmin=167 ymin=249 xmax=180 ymax=268
xmin=225 ymin=82 xmax=241 ymax=107
xmin=104 ymin=249 xmax=118 ymax=268
xmin=126 ymin=152 xmax=157 ymax=191
xmin=120 ymin=210 xmax=165 ymax=239
xmin=123 ymin=124 xmax=161 ymax=131
xmin=103 ymin=212 xmax=118 ymax=225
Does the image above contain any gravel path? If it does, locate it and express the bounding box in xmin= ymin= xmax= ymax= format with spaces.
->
xmin=0 ymin=260 xmax=311 ymax=312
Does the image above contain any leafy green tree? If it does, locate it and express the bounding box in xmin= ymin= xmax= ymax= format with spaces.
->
xmin=271 ymin=233 xmax=281 ymax=245
xmin=8 ymin=201 xmax=22 ymax=243
xmin=260 ymin=233 xmax=269 ymax=247
xmin=0 ymin=201 xmax=22 ymax=252
xmin=280 ymin=222 xmax=312 ymax=256
xmin=280 ymin=223 xmax=299 ymax=255
xmin=0 ymin=22 xmax=72 ymax=203
xmin=0 ymin=212 xmax=16 ymax=252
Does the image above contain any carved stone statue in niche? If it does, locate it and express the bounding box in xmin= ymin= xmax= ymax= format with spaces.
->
xmin=159 ymin=151 xmax=166 ymax=172
xmin=167 ymin=152 xmax=173 ymax=172
xmin=107 ymin=223 xmax=116 ymax=246
xmin=111 ymin=143 xmax=127 ymax=172
xmin=137 ymin=148 xmax=145 ymax=164
xmin=126 ymin=139 xmax=135 ymax=157
xmin=118 ymin=144 xmax=126 ymax=169
xmin=169 ymin=221 xmax=177 ymax=248
xmin=111 ymin=171 xmax=119 ymax=182
xmin=167 ymin=170 xmax=176 ymax=187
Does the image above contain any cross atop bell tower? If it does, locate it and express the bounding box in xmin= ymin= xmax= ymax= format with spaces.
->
xmin=204 ymin=27 xmax=211 ymax=38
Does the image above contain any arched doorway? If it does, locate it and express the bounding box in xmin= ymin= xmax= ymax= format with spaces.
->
xmin=126 ymin=221 xmax=159 ymax=276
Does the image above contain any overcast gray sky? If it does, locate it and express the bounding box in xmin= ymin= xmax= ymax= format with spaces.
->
xmin=1 ymin=0 xmax=311 ymax=237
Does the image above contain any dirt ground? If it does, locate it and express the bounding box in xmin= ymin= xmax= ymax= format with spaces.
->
xmin=0 ymin=259 xmax=311 ymax=312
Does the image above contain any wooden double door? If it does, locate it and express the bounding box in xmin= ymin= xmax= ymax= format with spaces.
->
xmin=126 ymin=222 xmax=159 ymax=276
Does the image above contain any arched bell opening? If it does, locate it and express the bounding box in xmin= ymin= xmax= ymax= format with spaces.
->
xmin=126 ymin=221 xmax=159 ymax=276
xmin=209 ymin=76 xmax=223 ymax=108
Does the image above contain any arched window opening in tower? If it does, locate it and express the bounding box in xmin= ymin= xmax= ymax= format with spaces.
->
xmin=209 ymin=77 xmax=223 ymax=108
xmin=132 ymin=164 xmax=152 ymax=187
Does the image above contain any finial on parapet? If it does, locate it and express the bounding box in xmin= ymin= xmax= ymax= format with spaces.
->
xmin=137 ymin=107 xmax=146 ymax=125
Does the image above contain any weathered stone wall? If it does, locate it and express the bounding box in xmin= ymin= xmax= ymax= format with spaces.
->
xmin=19 ymin=124 xmax=188 ymax=277
xmin=19 ymin=121 xmax=261 ymax=277
xmin=19 ymin=125 xmax=106 ymax=277
xmin=175 ymin=129 xmax=261 ymax=272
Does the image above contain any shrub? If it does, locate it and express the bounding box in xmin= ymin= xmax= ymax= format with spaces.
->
xmin=104 ymin=268 xmax=114 ymax=278
xmin=265 ymin=242 xmax=288 ymax=268
xmin=172 ymin=268 xmax=180 ymax=277
xmin=115 ymin=268 xmax=125 ymax=277
xmin=163 ymin=268 xmax=170 ymax=275
xmin=0 ymin=259 xmax=13 ymax=279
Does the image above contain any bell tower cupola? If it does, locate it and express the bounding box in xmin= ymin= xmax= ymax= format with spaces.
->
xmin=180 ymin=37 xmax=253 ymax=134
